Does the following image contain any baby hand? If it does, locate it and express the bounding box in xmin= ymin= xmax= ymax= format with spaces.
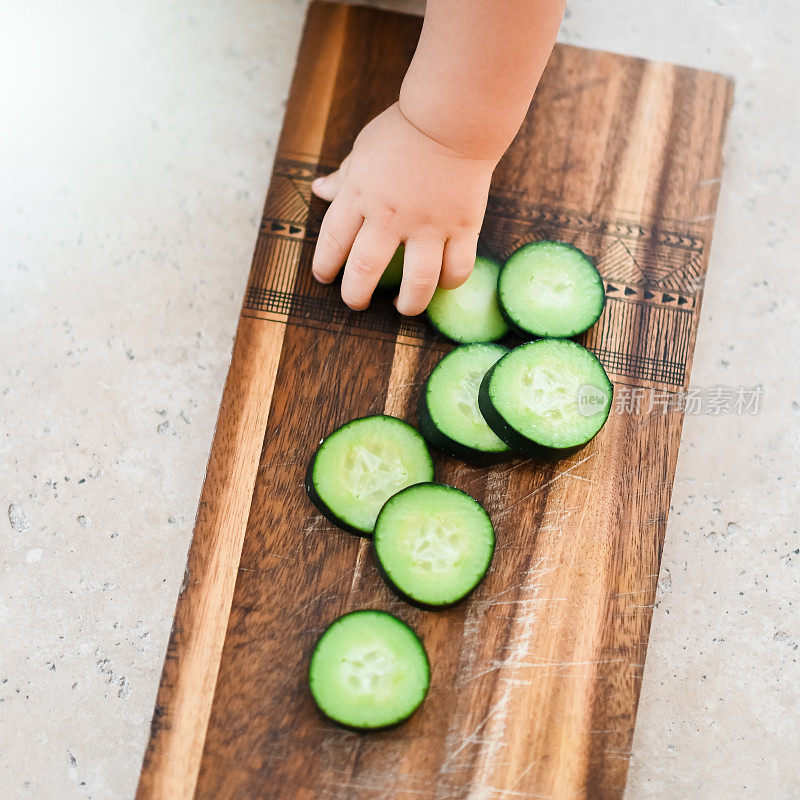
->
xmin=311 ymin=103 xmax=495 ymax=315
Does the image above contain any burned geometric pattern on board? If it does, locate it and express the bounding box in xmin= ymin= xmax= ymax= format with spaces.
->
xmin=243 ymin=158 xmax=710 ymax=390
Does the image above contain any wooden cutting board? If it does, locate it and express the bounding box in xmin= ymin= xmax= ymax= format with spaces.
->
xmin=136 ymin=3 xmax=733 ymax=799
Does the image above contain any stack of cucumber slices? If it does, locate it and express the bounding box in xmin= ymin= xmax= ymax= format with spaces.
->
xmin=305 ymin=240 xmax=612 ymax=730
xmin=423 ymin=240 xmax=612 ymax=458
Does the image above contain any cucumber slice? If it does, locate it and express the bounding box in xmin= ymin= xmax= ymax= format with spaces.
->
xmin=426 ymin=256 xmax=510 ymax=343
xmin=479 ymin=339 xmax=613 ymax=457
xmin=373 ymin=483 xmax=495 ymax=608
xmin=305 ymin=415 xmax=434 ymax=535
xmin=376 ymin=245 xmax=404 ymax=290
xmin=309 ymin=610 xmax=430 ymax=730
xmin=417 ymin=343 xmax=512 ymax=463
xmin=498 ymin=241 xmax=605 ymax=338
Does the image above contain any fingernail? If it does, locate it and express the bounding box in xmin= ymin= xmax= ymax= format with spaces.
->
xmin=343 ymin=298 xmax=368 ymax=311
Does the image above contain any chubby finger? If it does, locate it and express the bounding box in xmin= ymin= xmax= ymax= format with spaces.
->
xmin=311 ymin=156 xmax=349 ymax=202
xmin=312 ymin=194 xmax=363 ymax=284
xmin=395 ymin=238 xmax=444 ymax=316
xmin=439 ymin=234 xmax=479 ymax=290
xmin=340 ymin=223 xmax=400 ymax=310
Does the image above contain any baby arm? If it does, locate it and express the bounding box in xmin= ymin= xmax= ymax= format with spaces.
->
xmin=311 ymin=0 xmax=565 ymax=315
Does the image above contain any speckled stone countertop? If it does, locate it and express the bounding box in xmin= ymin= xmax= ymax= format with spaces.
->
xmin=1 ymin=1 xmax=798 ymax=798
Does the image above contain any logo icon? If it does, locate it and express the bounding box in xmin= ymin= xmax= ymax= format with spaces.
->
xmin=577 ymin=383 xmax=608 ymax=417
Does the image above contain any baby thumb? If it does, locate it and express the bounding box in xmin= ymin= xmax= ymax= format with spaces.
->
xmin=311 ymin=157 xmax=349 ymax=201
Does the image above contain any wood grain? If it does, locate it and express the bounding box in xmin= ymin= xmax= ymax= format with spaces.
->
xmin=137 ymin=3 xmax=733 ymax=799
xmin=136 ymin=6 xmax=352 ymax=798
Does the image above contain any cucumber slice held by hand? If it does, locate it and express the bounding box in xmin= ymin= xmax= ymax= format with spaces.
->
xmin=498 ymin=241 xmax=605 ymax=338
xmin=418 ymin=343 xmax=513 ymax=463
xmin=309 ymin=610 xmax=430 ymax=730
xmin=479 ymin=339 xmax=613 ymax=458
xmin=373 ymin=483 xmax=495 ymax=608
xmin=376 ymin=245 xmax=405 ymax=290
xmin=426 ymin=256 xmax=510 ymax=343
xmin=305 ymin=415 xmax=434 ymax=536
